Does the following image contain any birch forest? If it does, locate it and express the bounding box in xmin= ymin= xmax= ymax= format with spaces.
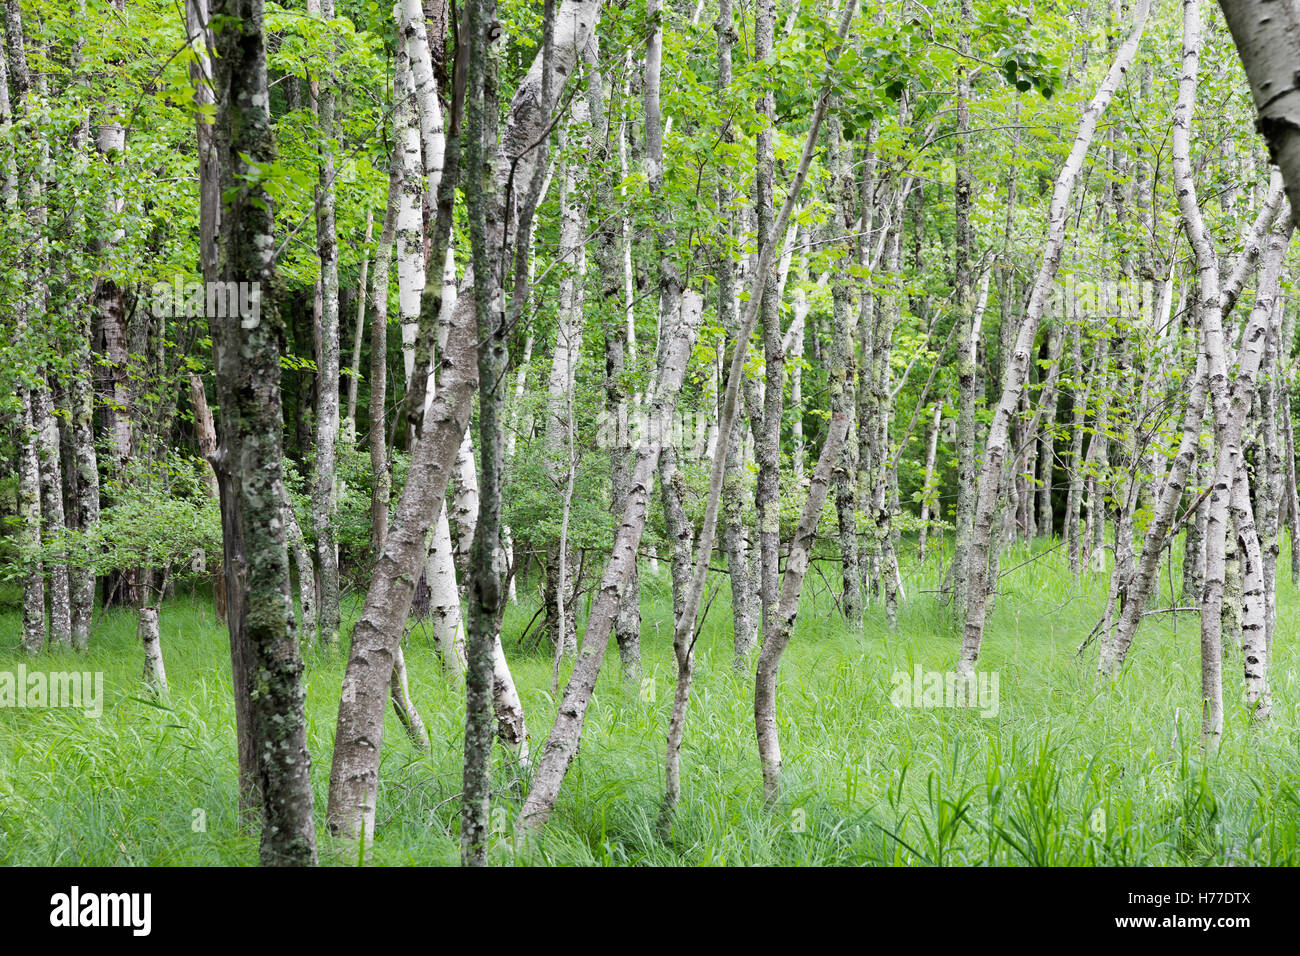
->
xmin=3 ymin=0 xmax=1300 ymax=870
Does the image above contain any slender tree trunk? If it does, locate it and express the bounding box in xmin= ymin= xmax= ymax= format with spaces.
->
xmin=787 ymin=281 xmax=810 ymax=479
xmin=753 ymin=0 xmax=783 ymax=648
xmin=855 ymin=124 xmax=878 ymax=599
xmin=343 ymin=209 xmax=374 ymax=441
xmin=519 ymin=299 xmax=702 ymax=832
xmin=502 ymin=332 xmax=533 ymax=606
xmin=284 ymin=499 xmax=318 ymax=639
xmin=541 ymin=94 xmax=590 ymax=660
xmin=1283 ymin=365 xmax=1300 ymax=588
xmin=68 ymin=354 xmax=100 ymax=649
xmin=918 ymin=403 xmax=942 ymax=560
xmin=755 ymin=416 xmax=850 ymax=802
xmin=309 ymin=0 xmax=343 ymax=652
xmin=1065 ymin=322 xmax=1094 ymax=574
xmin=369 ymin=139 xmax=401 ymax=558
xmin=1036 ymin=324 xmax=1064 ymax=536
xmin=828 ymin=115 xmax=861 ymax=623
xmin=872 ymin=213 xmax=905 ymax=626
xmin=139 ymin=574 xmax=168 ymax=697
xmin=585 ymin=37 xmax=641 ymax=679
xmin=17 ymin=384 xmax=46 ymax=654
xmin=952 ymin=0 xmax=975 ymax=622
xmin=713 ymin=0 xmax=759 ymax=670
xmin=1234 ymin=457 xmax=1270 ymax=719
xmin=461 ymin=0 xmax=506 ymax=864
xmin=396 ymin=0 xmax=450 ymax=429
xmin=1258 ymin=304 xmax=1283 ymax=650
xmin=190 ymin=373 xmax=227 ymax=623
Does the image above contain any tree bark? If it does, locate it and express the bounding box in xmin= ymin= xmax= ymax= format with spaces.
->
xmin=828 ymin=115 xmax=861 ymax=623
xmin=210 ymin=0 xmax=318 ymax=865
xmin=755 ymin=415 xmax=850 ymax=802
xmin=189 ymin=373 xmax=227 ymax=623
xmin=310 ymin=0 xmax=343 ymax=652
xmin=585 ymin=35 xmax=641 ymax=679
xmin=1217 ymin=0 xmax=1300 ymax=224
xmin=951 ymin=0 xmax=976 ymax=623
xmin=34 ymin=381 xmax=71 ymax=647
xmin=461 ymin=0 xmax=503 ymax=863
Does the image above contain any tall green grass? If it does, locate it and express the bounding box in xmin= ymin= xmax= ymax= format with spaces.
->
xmin=2 ymin=536 xmax=1298 ymax=865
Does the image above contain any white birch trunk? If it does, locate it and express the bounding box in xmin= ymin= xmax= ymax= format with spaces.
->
xmin=34 ymin=381 xmax=71 ymax=647
xmin=396 ymin=0 xmax=445 ymax=205
xmin=17 ymin=384 xmax=45 ymax=654
xmin=139 ymin=605 xmax=168 ymax=697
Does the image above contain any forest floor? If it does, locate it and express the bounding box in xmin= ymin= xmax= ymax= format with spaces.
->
xmin=3 ymin=538 xmax=1299 ymax=865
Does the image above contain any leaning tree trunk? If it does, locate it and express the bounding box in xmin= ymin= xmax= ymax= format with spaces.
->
xmin=327 ymin=0 xmax=589 ymax=842
xmin=755 ymin=415 xmax=850 ymax=802
xmin=518 ymin=297 xmax=703 ymax=832
xmin=959 ymin=0 xmax=1152 ymax=677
